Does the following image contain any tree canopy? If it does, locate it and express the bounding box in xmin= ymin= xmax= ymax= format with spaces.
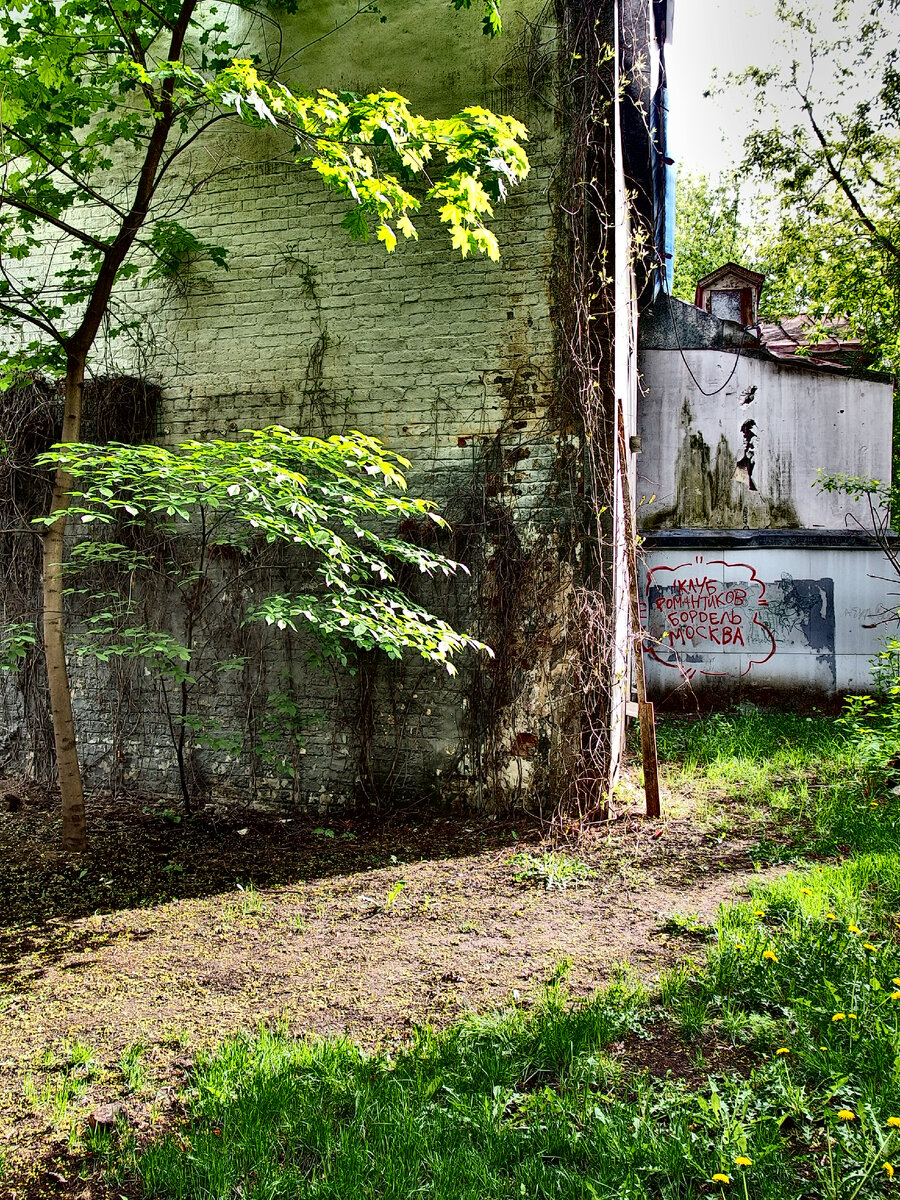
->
xmin=674 ymin=3 xmax=900 ymax=377
xmin=738 ymin=0 xmax=899 ymax=374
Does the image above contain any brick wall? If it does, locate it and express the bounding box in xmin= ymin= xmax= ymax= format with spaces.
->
xmin=1 ymin=1 xmax=604 ymax=813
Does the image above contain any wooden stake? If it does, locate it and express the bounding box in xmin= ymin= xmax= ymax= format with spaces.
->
xmin=617 ymin=400 xmax=661 ymax=819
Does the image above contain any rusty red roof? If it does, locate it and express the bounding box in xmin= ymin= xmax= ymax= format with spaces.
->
xmin=759 ymin=315 xmax=865 ymax=369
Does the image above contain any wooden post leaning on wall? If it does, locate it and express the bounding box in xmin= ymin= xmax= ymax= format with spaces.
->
xmin=616 ymin=399 xmax=661 ymax=819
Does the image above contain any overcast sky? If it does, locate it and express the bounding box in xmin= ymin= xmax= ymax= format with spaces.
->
xmin=666 ymin=0 xmax=784 ymax=177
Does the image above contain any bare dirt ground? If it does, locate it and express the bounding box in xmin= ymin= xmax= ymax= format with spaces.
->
xmin=0 ymin=772 xmax=783 ymax=1199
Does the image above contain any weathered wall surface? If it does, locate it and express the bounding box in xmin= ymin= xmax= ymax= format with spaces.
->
xmin=639 ymin=536 xmax=892 ymax=699
xmin=637 ymin=350 xmax=893 ymax=533
xmin=2 ymin=0 xmax=623 ymax=815
xmin=636 ymin=328 xmax=896 ymax=699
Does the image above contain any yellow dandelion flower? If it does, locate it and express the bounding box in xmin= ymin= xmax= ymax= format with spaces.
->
xmin=735 ymin=942 xmax=745 ymax=949
xmin=837 ymin=1109 xmax=856 ymax=1121
xmin=848 ymin=1014 xmax=858 ymax=1020
xmin=734 ymin=1156 xmax=752 ymax=1167
xmin=849 ymin=923 xmax=862 ymax=934
xmin=763 ymin=950 xmax=779 ymax=962
xmin=826 ymin=913 xmax=837 ymax=920
xmin=754 ymin=910 xmax=765 ymax=917
xmin=885 ymin=1163 xmax=895 ymax=1179
xmin=775 ymin=1047 xmax=790 ymax=1055
xmin=864 ymin=943 xmax=878 ymax=951
xmin=892 ymin=978 xmax=900 ymax=986
xmin=801 ymin=888 xmax=813 ymax=896
xmin=712 ymin=1174 xmax=731 ymax=1185
xmin=832 ymin=1013 xmax=846 ymax=1021
xmin=820 ymin=1046 xmax=828 ymax=1051
xmin=891 ymin=992 xmax=900 ymax=1001
xmin=888 ymin=1117 xmax=900 ymax=1128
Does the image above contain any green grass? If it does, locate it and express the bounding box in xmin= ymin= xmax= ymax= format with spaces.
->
xmin=509 ymin=850 xmax=594 ymax=890
xmin=656 ymin=707 xmax=900 ymax=857
xmin=92 ymin=709 xmax=900 ymax=1199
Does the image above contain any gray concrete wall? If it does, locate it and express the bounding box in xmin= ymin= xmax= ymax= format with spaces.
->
xmin=636 ymin=322 xmax=896 ymax=699
xmin=637 ymin=349 xmax=893 ymax=532
xmin=639 ymin=537 xmax=894 ymax=699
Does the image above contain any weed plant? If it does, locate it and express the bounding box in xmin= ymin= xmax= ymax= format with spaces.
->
xmin=509 ymin=850 xmax=593 ymax=890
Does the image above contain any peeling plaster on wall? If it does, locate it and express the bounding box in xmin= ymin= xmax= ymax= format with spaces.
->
xmin=635 ymin=297 xmax=894 ymax=699
xmin=766 ymin=575 xmax=836 ymax=686
xmin=637 ymin=350 xmax=891 ymax=534
xmin=638 ymin=542 xmax=881 ymax=698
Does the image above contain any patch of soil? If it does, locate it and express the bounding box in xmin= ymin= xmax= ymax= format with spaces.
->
xmin=611 ymin=1026 xmax=757 ymax=1088
xmin=0 ymin=776 xmax=782 ymax=1198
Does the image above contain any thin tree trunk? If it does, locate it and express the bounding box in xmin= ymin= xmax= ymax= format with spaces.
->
xmin=42 ymin=355 xmax=86 ymax=852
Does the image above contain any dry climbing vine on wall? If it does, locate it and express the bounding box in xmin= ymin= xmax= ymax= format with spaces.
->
xmin=549 ymin=0 xmax=619 ymax=823
xmin=346 ymin=3 xmax=627 ymax=826
xmin=0 ymin=376 xmax=160 ymax=782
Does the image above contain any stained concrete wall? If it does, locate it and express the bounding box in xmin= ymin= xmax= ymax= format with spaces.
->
xmin=636 ymin=321 xmax=896 ymax=698
xmin=637 ymin=350 xmax=893 ymax=533
xmin=639 ymin=536 xmax=893 ymax=699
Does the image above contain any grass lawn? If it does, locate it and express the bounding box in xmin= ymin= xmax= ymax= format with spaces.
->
xmin=5 ymin=707 xmax=900 ymax=1198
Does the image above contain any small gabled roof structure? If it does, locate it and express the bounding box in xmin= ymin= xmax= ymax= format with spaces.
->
xmin=693 ymin=262 xmax=765 ymax=298
xmin=694 ymin=263 xmax=766 ymax=328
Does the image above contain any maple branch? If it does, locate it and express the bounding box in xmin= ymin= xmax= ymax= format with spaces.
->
xmin=0 ymin=196 xmax=109 ymax=252
xmin=799 ymin=89 xmax=900 ymax=263
xmin=0 ymin=301 xmax=65 ymax=344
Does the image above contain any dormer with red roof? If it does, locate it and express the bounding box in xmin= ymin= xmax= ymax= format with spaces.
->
xmin=694 ymin=262 xmax=765 ymax=328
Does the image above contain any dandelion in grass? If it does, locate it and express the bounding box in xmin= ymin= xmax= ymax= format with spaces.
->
xmin=826 ymin=913 xmax=837 ymax=921
xmin=885 ymin=1163 xmax=895 ymax=1179
xmin=801 ymin=888 xmax=813 ymax=896
xmin=775 ymin=1047 xmax=790 ymax=1055
xmin=837 ymin=1109 xmax=856 ymax=1121
xmin=712 ymin=1174 xmax=730 ymax=1184
xmin=848 ymin=1013 xmax=858 ymax=1020
xmin=849 ymin=923 xmax=862 ymax=934
xmin=734 ymin=1157 xmax=752 ymax=1167
xmin=832 ymin=1013 xmax=846 ymax=1021
xmin=754 ymin=910 xmax=765 ymax=917
xmin=890 ymin=992 xmax=900 ymax=1001
xmin=890 ymin=1118 xmax=900 ymax=1128
xmin=864 ymin=943 xmax=878 ymax=951
xmin=820 ymin=1046 xmax=828 ymax=1051
xmin=893 ymin=977 xmax=900 ymax=986
xmin=763 ymin=949 xmax=779 ymax=963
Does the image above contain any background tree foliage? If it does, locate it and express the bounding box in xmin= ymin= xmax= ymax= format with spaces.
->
xmin=671 ymin=172 xmax=751 ymax=304
xmin=674 ymin=1 xmax=900 ymax=376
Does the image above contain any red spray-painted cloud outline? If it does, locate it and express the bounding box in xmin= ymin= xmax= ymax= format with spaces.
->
xmin=643 ymin=556 xmax=776 ymax=680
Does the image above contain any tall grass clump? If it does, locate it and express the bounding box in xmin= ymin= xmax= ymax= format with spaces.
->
xmin=656 ymin=705 xmax=900 ymax=856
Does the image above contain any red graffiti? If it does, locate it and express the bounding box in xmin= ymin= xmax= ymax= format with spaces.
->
xmin=644 ymin=557 xmax=776 ymax=679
